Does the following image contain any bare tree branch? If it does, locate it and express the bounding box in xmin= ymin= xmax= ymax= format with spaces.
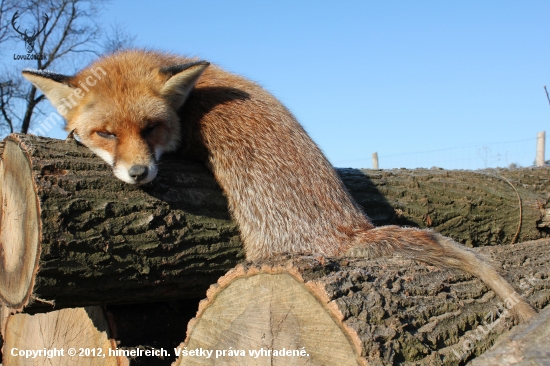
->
xmin=103 ymin=21 xmax=135 ymax=54
xmin=0 ymin=0 xmax=18 ymax=47
xmin=0 ymin=80 xmax=15 ymax=133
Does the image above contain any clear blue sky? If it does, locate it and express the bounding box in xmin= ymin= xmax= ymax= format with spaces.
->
xmin=37 ymin=1 xmax=550 ymax=169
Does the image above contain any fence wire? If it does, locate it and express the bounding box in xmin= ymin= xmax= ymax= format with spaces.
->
xmin=344 ymin=137 xmax=540 ymax=170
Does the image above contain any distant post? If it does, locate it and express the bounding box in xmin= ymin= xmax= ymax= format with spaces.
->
xmin=372 ymin=152 xmax=379 ymax=169
xmin=536 ymin=131 xmax=546 ymax=167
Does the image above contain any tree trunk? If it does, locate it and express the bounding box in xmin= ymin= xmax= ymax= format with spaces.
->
xmin=176 ymin=239 xmax=550 ymax=366
xmin=1 ymin=134 xmax=549 ymax=313
xmin=342 ymin=167 xmax=550 ymax=246
xmin=0 ymin=133 xmax=244 ymax=312
xmin=1 ymin=306 xmax=129 ymax=366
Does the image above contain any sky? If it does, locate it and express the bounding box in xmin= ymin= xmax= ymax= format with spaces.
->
xmin=12 ymin=1 xmax=550 ymax=170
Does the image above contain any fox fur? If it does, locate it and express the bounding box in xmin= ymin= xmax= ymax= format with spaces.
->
xmin=22 ymin=49 xmax=537 ymax=322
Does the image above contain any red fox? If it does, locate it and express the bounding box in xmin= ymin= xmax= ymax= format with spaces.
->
xmin=22 ymin=49 xmax=536 ymax=322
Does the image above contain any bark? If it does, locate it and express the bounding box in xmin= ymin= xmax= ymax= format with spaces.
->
xmin=1 ymin=134 xmax=550 ymax=313
xmin=343 ymin=167 xmax=550 ymax=246
xmin=469 ymin=305 xmax=550 ymax=366
xmin=0 ymin=134 xmax=243 ymax=311
xmin=176 ymin=239 xmax=550 ymax=366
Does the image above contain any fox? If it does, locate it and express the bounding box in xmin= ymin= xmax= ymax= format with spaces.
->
xmin=22 ymin=49 xmax=536 ymax=322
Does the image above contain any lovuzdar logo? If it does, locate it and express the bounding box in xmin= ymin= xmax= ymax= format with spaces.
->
xmin=12 ymin=11 xmax=49 ymax=60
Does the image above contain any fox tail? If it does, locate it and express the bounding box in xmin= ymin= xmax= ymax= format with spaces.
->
xmin=344 ymin=226 xmax=537 ymax=322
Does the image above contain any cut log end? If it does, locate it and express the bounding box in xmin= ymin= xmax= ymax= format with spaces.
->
xmin=0 ymin=137 xmax=41 ymax=310
xmin=175 ymin=269 xmax=363 ymax=366
xmin=2 ymin=306 xmax=128 ymax=366
xmin=175 ymin=243 xmax=550 ymax=365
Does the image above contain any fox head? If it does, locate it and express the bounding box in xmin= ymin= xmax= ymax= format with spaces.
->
xmin=22 ymin=52 xmax=209 ymax=184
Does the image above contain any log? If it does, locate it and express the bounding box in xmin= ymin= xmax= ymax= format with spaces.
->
xmin=175 ymin=239 xmax=550 ymax=366
xmin=1 ymin=301 xmax=203 ymax=366
xmin=1 ymin=133 xmax=550 ymax=312
xmin=0 ymin=133 xmax=243 ymax=311
xmin=343 ymin=167 xmax=550 ymax=246
xmin=470 ymin=305 xmax=550 ymax=366
xmin=1 ymin=306 xmax=128 ymax=366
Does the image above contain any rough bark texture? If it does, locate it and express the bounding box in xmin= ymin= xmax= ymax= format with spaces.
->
xmin=343 ymin=167 xmax=550 ymax=246
xmin=0 ymin=134 xmax=243 ymax=311
xmin=469 ymin=305 xmax=550 ymax=366
xmin=177 ymin=239 xmax=550 ymax=366
xmin=1 ymin=134 xmax=550 ymax=313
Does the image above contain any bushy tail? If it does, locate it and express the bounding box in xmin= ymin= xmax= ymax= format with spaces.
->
xmin=344 ymin=226 xmax=537 ymax=323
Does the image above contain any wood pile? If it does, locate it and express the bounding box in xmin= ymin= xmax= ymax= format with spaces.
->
xmin=1 ymin=134 xmax=549 ymax=365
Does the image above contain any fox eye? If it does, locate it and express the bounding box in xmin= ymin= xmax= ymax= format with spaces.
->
xmin=96 ymin=131 xmax=116 ymax=139
xmin=142 ymin=123 xmax=159 ymax=137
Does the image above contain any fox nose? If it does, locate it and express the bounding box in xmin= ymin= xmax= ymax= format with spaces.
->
xmin=128 ymin=165 xmax=149 ymax=182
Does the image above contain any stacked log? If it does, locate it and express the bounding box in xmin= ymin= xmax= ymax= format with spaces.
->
xmin=470 ymin=305 xmax=550 ymax=365
xmin=0 ymin=134 xmax=243 ymax=312
xmin=1 ymin=306 xmax=127 ymax=366
xmin=174 ymin=241 xmax=550 ymax=365
xmin=0 ymin=134 xmax=549 ymax=365
xmin=343 ymin=166 xmax=550 ymax=245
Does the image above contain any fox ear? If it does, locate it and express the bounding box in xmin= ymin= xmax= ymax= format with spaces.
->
xmin=160 ymin=61 xmax=209 ymax=108
xmin=22 ymin=69 xmax=74 ymax=111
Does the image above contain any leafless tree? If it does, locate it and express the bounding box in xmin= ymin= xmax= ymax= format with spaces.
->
xmin=103 ymin=21 xmax=135 ymax=54
xmin=0 ymin=0 xmax=18 ymax=45
xmin=0 ymin=72 xmax=22 ymax=133
xmin=0 ymin=0 xmax=19 ymax=133
xmin=0 ymin=0 xmax=134 ymax=135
